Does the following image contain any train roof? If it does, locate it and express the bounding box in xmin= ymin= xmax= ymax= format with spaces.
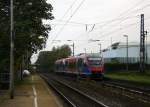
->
xmin=77 ymin=53 xmax=101 ymax=58
xmin=55 ymin=53 xmax=102 ymax=62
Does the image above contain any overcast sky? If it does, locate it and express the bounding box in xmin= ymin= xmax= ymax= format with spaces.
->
xmin=31 ymin=0 xmax=150 ymax=63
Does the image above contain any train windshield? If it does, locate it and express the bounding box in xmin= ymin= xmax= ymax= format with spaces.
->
xmin=88 ymin=57 xmax=102 ymax=67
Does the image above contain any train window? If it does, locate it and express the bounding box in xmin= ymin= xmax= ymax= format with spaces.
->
xmin=88 ymin=57 xmax=101 ymax=66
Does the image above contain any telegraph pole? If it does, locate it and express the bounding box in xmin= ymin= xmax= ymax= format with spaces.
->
xmin=140 ymin=14 xmax=145 ymax=72
xmin=145 ymin=31 xmax=148 ymax=64
xmin=10 ymin=0 xmax=14 ymax=99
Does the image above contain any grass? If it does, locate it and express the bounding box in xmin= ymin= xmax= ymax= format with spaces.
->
xmin=105 ymin=70 xmax=150 ymax=85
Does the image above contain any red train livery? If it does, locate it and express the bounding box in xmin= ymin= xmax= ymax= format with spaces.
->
xmin=55 ymin=53 xmax=104 ymax=79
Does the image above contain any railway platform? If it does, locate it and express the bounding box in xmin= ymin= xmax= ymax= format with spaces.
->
xmin=0 ymin=74 xmax=63 ymax=107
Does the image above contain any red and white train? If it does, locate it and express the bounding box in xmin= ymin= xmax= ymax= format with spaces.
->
xmin=55 ymin=53 xmax=104 ymax=79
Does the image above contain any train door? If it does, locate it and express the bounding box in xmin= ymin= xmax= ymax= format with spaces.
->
xmin=77 ymin=58 xmax=83 ymax=74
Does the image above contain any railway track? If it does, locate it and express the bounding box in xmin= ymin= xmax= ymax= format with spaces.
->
xmin=40 ymin=73 xmax=150 ymax=107
xmin=103 ymin=77 xmax=150 ymax=92
xmin=64 ymin=75 xmax=150 ymax=103
xmin=53 ymin=73 xmax=150 ymax=101
xmin=100 ymin=80 xmax=150 ymax=103
xmin=77 ymin=77 xmax=150 ymax=104
xmin=40 ymin=74 xmax=108 ymax=107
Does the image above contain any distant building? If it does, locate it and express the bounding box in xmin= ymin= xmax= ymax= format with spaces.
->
xmin=102 ymin=42 xmax=150 ymax=64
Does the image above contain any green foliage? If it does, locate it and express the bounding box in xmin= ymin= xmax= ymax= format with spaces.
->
xmin=36 ymin=45 xmax=71 ymax=72
xmin=105 ymin=71 xmax=150 ymax=85
xmin=105 ymin=63 xmax=150 ymax=72
xmin=0 ymin=0 xmax=54 ymax=73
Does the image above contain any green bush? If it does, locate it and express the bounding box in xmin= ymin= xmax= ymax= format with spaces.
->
xmin=104 ymin=63 xmax=150 ymax=71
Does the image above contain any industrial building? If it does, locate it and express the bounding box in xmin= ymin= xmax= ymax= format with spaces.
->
xmin=102 ymin=42 xmax=150 ymax=64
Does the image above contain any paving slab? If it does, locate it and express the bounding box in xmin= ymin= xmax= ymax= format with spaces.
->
xmin=0 ymin=74 xmax=63 ymax=107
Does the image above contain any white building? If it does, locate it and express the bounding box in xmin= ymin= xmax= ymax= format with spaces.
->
xmin=102 ymin=42 xmax=150 ymax=64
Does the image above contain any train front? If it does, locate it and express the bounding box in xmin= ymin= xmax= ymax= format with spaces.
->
xmin=87 ymin=56 xmax=104 ymax=78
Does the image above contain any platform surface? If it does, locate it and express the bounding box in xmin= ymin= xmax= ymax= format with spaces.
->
xmin=0 ymin=74 xmax=63 ymax=107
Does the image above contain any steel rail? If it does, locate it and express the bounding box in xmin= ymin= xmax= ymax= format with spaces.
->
xmin=40 ymin=74 xmax=76 ymax=107
xmin=41 ymin=74 xmax=109 ymax=107
xmin=102 ymin=81 xmax=150 ymax=96
xmin=101 ymin=81 xmax=150 ymax=103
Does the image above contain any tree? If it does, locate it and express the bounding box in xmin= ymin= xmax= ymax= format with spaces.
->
xmin=36 ymin=45 xmax=71 ymax=72
xmin=0 ymin=0 xmax=54 ymax=74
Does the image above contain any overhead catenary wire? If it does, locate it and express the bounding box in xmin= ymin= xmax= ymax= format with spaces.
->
xmin=59 ymin=0 xmax=78 ymax=21
xmin=51 ymin=0 xmax=86 ymax=44
xmin=54 ymin=19 xmax=86 ymax=25
xmin=93 ymin=15 xmax=139 ymax=30
xmin=117 ymin=0 xmax=147 ymax=17
xmin=73 ymin=15 xmax=139 ymax=40
xmin=87 ymin=2 xmax=150 ymax=40
xmin=91 ymin=0 xmax=147 ymax=25
xmin=48 ymin=0 xmax=78 ymax=41
xmin=94 ymin=2 xmax=150 ymax=30
xmin=75 ymin=16 xmax=150 ymax=50
xmin=50 ymin=1 xmax=150 ymax=53
xmin=83 ymin=0 xmax=149 ymax=34
xmin=53 ymin=0 xmax=150 ymax=42
xmin=95 ymin=16 xmax=150 ymax=40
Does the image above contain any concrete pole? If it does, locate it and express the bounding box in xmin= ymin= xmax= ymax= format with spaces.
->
xmin=140 ymin=14 xmax=145 ymax=72
xmin=145 ymin=31 xmax=148 ymax=64
xmin=10 ymin=0 xmax=14 ymax=99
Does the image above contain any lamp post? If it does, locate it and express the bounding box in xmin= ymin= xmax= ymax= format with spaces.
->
xmin=88 ymin=39 xmax=101 ymax=54
xmin=123 ymin=35 xmax=128 ymax=71
xmin=67 ymin=40 xmax=74 ymax=56
xmin=10 ymin=0 xmax=14 ymax=99
xmin=98 ymin=43 xmax=101 ymax=54
xmin=52 ymin=40 xmax=75 ymax=56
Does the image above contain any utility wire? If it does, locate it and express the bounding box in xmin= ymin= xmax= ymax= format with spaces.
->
xmin=51 ymin=0 xmax=86 ymax=44
xmin=93 ymin=15 xmax=139 ymax=30
xmin=60 ymin=0 xmax=78 ymax=20
xmin=97 ymin=16 xmax=150 ymax=39
xmin=49 ymin=0 xmax=78 ymax=40
xmin=75 ymin=1 xmax=150 ymax=52
xmin=54 ymin=19 xmax=86 ymax=25
xmin=118 ymin=0 xmax=147 ymax=17
xmin=53 ymin=1 xmax=148 ymax=42
xmin=94 ymin=0 xmax=147 ymax=25
xmin=51 ymin=1 xmax=150 ymax=50
xmin=73 ymin=15 xmax=138 ymax=42
xmin=76 ymin=16 xmax=150 ymax=49
xmin=86 ymin=0 xmax=148 ymax=33
xmin=89 ymin=2 xmax=150 ymax=39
